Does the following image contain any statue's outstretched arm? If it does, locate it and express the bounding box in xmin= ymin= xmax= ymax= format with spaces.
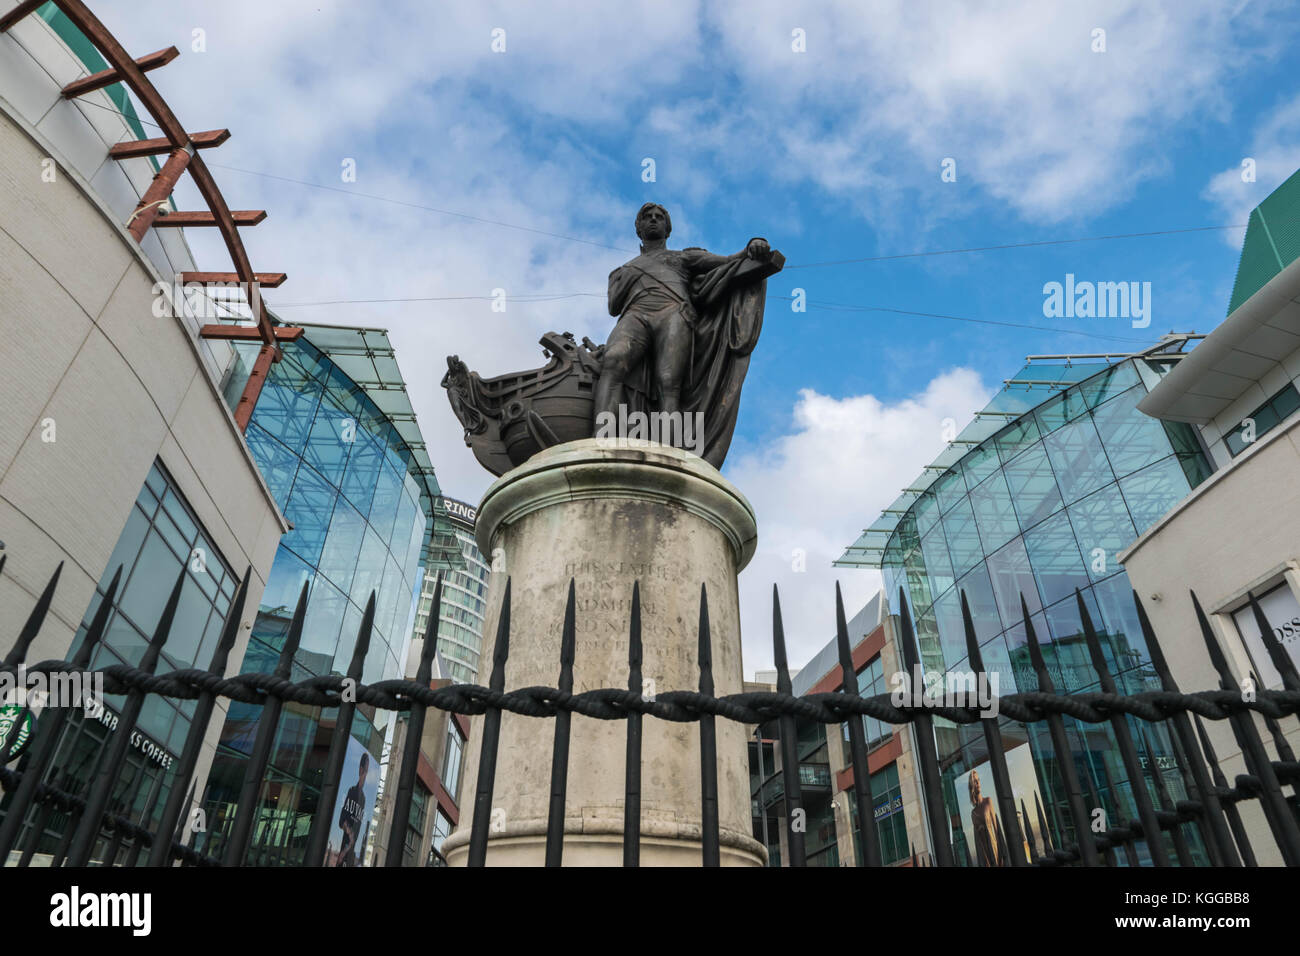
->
xmin=681 ymin=247 xmax=737 ymax=272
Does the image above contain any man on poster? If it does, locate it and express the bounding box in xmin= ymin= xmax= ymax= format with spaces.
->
xmin=336 ymin=751 xmax=369 ymax=867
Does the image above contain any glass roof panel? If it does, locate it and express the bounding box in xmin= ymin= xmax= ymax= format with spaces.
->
xmin=286 ymin=318 xmax=463 ymax=571
xmin=837 ymin=350 xmax=1158 ymax=572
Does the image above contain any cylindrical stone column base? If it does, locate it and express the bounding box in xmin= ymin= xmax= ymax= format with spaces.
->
xmin=441 ymin=438 xmax=765 ymax=866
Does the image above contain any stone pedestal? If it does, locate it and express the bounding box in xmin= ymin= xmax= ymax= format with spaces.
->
xmin=441 ymin=438 xmax=765 ymax=866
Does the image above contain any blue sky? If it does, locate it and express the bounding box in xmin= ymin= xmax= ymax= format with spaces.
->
xmin=100 ymin=0 xmax=1300 ymax=672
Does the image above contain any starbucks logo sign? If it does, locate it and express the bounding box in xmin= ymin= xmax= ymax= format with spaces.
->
xmin=0 ymin=703 xmax=32 ymax=762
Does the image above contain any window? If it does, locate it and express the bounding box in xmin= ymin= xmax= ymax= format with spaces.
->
xmin=1117 ymin=456 xmax=1194 ymax=534
xmin=1224 ymin=384 xmax=1300 ymax=456
xmin=1001 ymin=442 xmax=1063 ymax=531
xmin=968 ymin=471 xmax=1019 ymax=554
xmin=441 ymin=721 xmax=465 ymax=799
xmin=1065 ymin=484 xmax=1136 ymax=584
xmin=941 ymin=498 xmax=983 ymax=579
xmin=849 ymin=762 xmax=909 ymax=866
xmin=402 ymin=784 xmax=430 ymax=867
xmin=73 ymin=461 xmax=235 ymax=747
xmin=961 ymin=442 xmax=1001 ymax=492
xmin=1023 ymin=511 xmax=1089 ymax=608
xmin=1090 ymin=386 xmax=1176 ymax=478
xmin=430 ymin=810 xmax=453 ymax=866
xmin=985 ymin=537 xmax=1041 ymax=625
xmin=845 ymin=656 xmax=892 ymax=751
xmin=871 ymin=763 xmax=909 ymax=865
xmin=1041 ymin=417 xmax=1114 ymax=505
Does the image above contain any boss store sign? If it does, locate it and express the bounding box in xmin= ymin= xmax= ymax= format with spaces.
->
xmin=1230 ymin=583 xmax=1300 ymax=690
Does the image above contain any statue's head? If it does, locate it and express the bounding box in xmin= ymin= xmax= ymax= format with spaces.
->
xmin=634 ymin=202 xmax=671 ymax=242
xmin=968 ymin=769 xmax=982 ymax=805
xmin=442 ymin=354 xmax=471 ymax=391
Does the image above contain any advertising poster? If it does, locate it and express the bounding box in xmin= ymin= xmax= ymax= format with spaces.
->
xmin=953 ymin=743 xmax=1051 ymax=866
xmin=326 ymin=737 xmax=380 ymax=867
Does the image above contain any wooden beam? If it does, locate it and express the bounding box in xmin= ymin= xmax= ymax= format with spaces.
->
xmin=153 ymin=210 xmax=266 ymax=227
xmin=182 ymin=271 xmax=286 ymax=288
xmin=0 ymin=1 xmax=44 ymax=33
xmin=54 ymin=0 xmax=273 ymax=345
xmin=62 ymin=46 xmax=179 ymax=98
xmin=199 ymin=324 xmax=303 ymax=341
xmin=110 ymin=129 xmax=229 ymax=159
xmin=127 ymin=147 xmax=191 ymax=242
xmin=234 ymin=344 xmax=278 ymax=432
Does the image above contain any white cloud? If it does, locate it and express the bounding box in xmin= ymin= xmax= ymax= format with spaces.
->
xmin=726 ymin=369 xmax=993 ymax=678
xmin=1203 ymin=93 xmax=1300 ymax=249
xmin=692 ymin=0 xmax=1289 ymax=226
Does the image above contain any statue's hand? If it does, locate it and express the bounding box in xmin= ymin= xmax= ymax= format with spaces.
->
xmin=746 ymin=237 xmax=771 ymax=261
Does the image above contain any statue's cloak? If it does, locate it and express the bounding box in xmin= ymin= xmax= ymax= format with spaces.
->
xmin=620 ymin=250 xmax=784 ymax=468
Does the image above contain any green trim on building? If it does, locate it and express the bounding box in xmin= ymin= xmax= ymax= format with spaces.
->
xmin=35 ymin=1 xmax=159 ymax=170
xmin=1226 ymin=166 xmax=1300 ymax=315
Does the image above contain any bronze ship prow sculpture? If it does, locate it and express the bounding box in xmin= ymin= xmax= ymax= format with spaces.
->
xmin=442 ymin=331 xmax=604 ymax=477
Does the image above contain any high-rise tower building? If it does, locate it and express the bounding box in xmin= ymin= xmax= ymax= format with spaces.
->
xmin=413 ymin=496 xmax=490 ymax=685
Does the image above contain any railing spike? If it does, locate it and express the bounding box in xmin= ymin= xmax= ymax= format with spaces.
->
xmin=961 ymin=588 xmax=1026 ymax=865
xmin=698 ymin=582 xmax=720 ymax=866
xmin=303 ymin=589 xmax=375 ymax=866
xmin=1034 ymin=790 xmax=1054 ymax=854
xmin=1131 ymin=590 xmax=1236 ymax=866
xmin=385 ymin=571 xmax=444 ymax=867
xmin=221 ymin=579 xmax=309 ymax=866
xmin=1081 ymin=761 xmax=1117 ymax=866
xmin=1020 ymin=797 xmax=1037 ymax=862
xmin=835 ymin=581 xmax=879 ymax=867
xmin=544 ymin=579 xmax=577 ymax=867
xmin=65 ymin=564 xmax=185 ymax=866
xmin=1075 ymin=588 xmax=1169 ymax=866
xmin=4 ymin=560 xmax=63 ymax=666
xmin=773 ymin=583 xmax=805 ymax=866
xmin=1195 ymin=714 xmax=1257 ymax=866
xmin=897 ymin=586 xmax=954 ymax=865
xmin=468 ymin=577 xmax=511 ymax=866
xmin=1021 ymin=593 xmax=1098 ymax=865
xmin=1247 ymin=590 xmax=1300 ymax=691
xmin=623 ymin=580 xmax=642 ymax=867
xmin=0 ymin=565 xmax=122 ymax=860
xmin=1190 ymin=589 xmax=1300 ymax=864
xmin=148 ymin=568 xmax=251 ymax=866
xmin=1137 ymin=724 xmax=1193 ymax=865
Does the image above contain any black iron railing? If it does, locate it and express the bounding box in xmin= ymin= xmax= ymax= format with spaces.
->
xmin=1 ymin=550 xmax=1298 ymax=867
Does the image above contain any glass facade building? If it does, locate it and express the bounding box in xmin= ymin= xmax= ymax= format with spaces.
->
xmin=413 ymin=497 xmax=490 ymax=684
xmin=847 ymin=763 xmax=910 ymax=866
xmin=199 ymin=323 xmax=457 ymax=866
xmin=838 ymin=350 xmax=1215 ymax=865
xmin=749 ymin=718 xmax=836 ymax=867
xmin=7 ymin=461 xmax=241 ymax=862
